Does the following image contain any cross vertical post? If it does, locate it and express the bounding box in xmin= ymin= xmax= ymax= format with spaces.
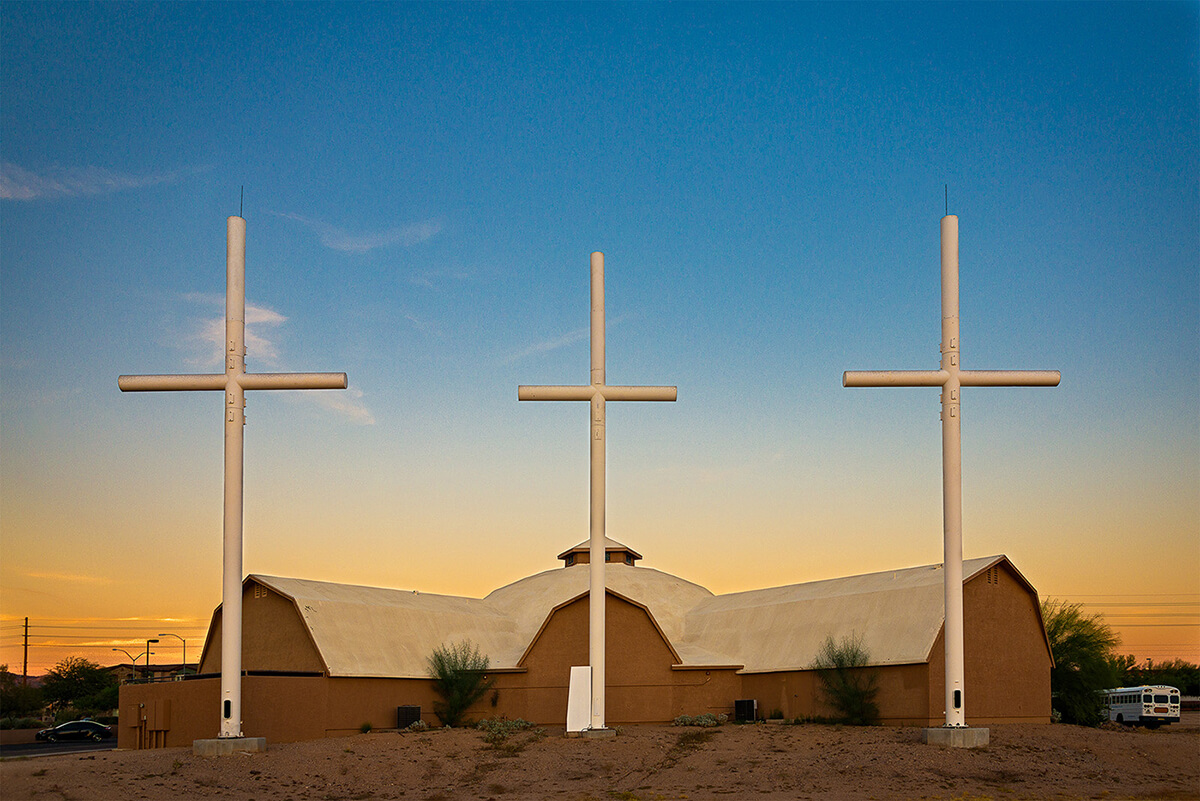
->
xmin=120 ymin=216 xmax=347 ymax=747
xmin=844 ymin=215 xmax=1059 ymax=737
xmin=519 ymin=252 xmax=676 ymax=734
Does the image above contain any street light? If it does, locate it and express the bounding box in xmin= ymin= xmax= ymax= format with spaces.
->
xmin=112 ymin=648 xmax=141 ymax=684
xmin=144 ymin=639 xmax=159 ymax=680
xmin=159 ymin=633 xmax=187 ymax=675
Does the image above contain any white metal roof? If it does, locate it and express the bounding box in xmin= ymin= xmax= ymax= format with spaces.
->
xmin=248 ymin=554 xmax=1013 ymax=679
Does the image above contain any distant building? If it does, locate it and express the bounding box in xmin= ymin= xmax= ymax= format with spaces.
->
xmin=108 ymin=663 xmax=197 ymax=685
xmin=119 ymin=541 xmax=1052 ymax=748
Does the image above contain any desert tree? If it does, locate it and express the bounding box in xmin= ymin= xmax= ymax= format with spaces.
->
xmin=1041 ymin=598 xmax=1121 ymax=725
xmin=427 ymin=640 xmax=495 ymax=727
xmin=811 ymin=633 xmax=880 ymax=725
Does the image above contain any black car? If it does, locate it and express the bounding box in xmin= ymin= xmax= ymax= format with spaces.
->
xmin=35 ymin=720 xmax=113 ymax=742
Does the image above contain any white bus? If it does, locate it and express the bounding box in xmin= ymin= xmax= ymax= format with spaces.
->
xmin=1104 ymin=685 xmax=1181 ymax=728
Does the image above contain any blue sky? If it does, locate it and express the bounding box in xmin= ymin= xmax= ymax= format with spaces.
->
xmin=2 ymin=2 xmax=1197 ymax=671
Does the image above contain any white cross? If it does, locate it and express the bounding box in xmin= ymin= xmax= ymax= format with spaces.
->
xmin=119 ymin=216 xmax=347 ymax=740
xmin=844 ymin=215 xmax=1059 ymax=729
xmin=519 ymin=252 xmax=676 ymax=733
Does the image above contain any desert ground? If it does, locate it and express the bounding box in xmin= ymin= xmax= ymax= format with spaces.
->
xmin=3 ymin=718 xmax=1197 ymax=801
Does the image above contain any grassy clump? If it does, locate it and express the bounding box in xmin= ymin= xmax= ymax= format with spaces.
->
xmin=671 ymin=712 xmax=727 ymax=727
xmin=476 ymin=717 xmax=545 ymax=754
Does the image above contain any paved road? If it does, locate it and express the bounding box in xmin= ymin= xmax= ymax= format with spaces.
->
xmin=0 ymin=739 xmax=115 ymax=760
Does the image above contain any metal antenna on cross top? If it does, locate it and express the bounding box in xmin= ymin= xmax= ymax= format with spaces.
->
xmin=945 ymin=185 xmax=948 ymax=216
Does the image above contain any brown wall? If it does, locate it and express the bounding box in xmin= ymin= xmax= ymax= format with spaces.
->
xmin=741 ymin=662 xmax=932 ymax=725
xmin=727 ymin=562 xmax=1052 ymax=727
xmin=126 ymin=561 xmax=1049 ymax=749
xmin=924 ymin=563 xmax=1052 ymax=725
xmin=962 ymin=562 xmax=1052 ymax=724
xmin=499 ymin=592 xmax=740 ymax=724
xmin=119 ymin=675 xmax=447 ymax=748
xmin=198 ymin=582 xmax=325 ymax=675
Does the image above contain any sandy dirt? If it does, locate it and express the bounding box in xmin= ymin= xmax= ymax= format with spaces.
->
xmin=3 ymin=720 xmax=1197 ymax=801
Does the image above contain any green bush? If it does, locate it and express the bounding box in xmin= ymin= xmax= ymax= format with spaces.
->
xmin=426 ymin=640 xmax=495 ymax=727
xmin=810 ymin=633 xmax=880 ymax=726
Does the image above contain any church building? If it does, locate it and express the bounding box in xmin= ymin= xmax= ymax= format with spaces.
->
xmin=118 ymin=541 xmax=1052 ymax=748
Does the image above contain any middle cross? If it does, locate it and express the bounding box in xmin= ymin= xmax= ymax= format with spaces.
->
xmin=519 ymin=251 xmax=677 ymax=735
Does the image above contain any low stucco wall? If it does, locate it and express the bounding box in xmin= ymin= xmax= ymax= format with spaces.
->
xmin=1 ymin=728 xmax=42 ymax=745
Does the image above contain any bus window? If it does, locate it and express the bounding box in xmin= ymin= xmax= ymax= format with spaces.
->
xmin=1143 ymin=694 xmax=1152 ymax=703
xmin=1154 ymin=695 xmax=1169 ymax=704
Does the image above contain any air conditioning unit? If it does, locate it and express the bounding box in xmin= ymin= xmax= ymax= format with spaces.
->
xmin=397 ymin=705 xmax=421 ymax=729
xmin=734 ymin=699 xmax=757 ymax=722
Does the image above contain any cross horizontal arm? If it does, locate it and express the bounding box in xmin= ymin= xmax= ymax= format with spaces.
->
xmin=119 ymin=374 xmax=226 ymax=391
xmin=119 ymin=372 xmax=348 ymax=392
xmin=518 ymin=385 xmax=677 ymax=402
xmin=602 ymin=386 xmax=677 ymax=401
xmin=959 ymin=370 xmax=1060 ymax=387
xmin=518 ymin=385 xmax=594 ymax=401
xmin=239 ymin=373 xmax=348 ymax=390
xmin=842 ymin=370 xmax=948 ymax=388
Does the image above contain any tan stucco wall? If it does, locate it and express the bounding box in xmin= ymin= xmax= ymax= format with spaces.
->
xmin=962 ymin=562 xmax=1052 ymax=724
xmin=119 ymin=676 xmax=448 ymax=748
xmin=199 ymin=581 xmax=326 ymax=675
xmin=740 ymin=662 xmax=932 ymax=724
xmin=124 ymin=560 xmax=1049 ymax=748
xmin=502 ymin=591 xmax=740 ymax=724
xmin=924 ymin=563 xmax=1052 ymax=725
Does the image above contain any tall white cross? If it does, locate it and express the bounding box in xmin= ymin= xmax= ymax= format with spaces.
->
xmin=519 ymin=252 xmax=676 ymax=733
xmin=844 ymin=215 xmax=1059 ymax=730
xmin=119 ymin=216 xmax=347 ymax=740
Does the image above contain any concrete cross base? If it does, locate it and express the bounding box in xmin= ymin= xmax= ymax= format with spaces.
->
xmin=921 ymin=727 xmax=989 ymax=748
xmin=581 ymin=727 xmax=617 ymax=740
xmin=193 ymin=737 xmax=267 ymax=756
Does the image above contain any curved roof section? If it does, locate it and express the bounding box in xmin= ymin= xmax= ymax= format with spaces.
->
xmin=248 ymin=554 xmax=1021 ymax=680
xmin=682 ymin=556 xmax=1005 ymax=671
xmin=252 ymin=575 xmax=515 ymax=679
xmin=485 ymin=562 xmax=714 ymax=656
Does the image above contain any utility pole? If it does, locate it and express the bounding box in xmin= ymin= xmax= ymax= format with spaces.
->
xmin=22 ymin=617 xmax=29 ymax=687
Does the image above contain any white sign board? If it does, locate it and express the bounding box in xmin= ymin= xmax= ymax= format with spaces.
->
xmin=566 ymin=665 xmax=592 ymax=734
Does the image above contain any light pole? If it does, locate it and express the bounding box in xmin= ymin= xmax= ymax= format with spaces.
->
xmin=159 ymin=633 xmax=187 ymax=675
xmin=144 ymin=639 xmax=159 ymax=680
xmin=112 ymin=648 xmax=141 ymax=683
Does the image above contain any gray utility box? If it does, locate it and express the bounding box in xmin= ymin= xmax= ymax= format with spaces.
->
xmin=397 ymin=705 xmax=421 ymax=729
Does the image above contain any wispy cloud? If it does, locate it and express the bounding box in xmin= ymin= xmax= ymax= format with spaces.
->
xmin=0 ymin=162 xmax=205 ymax=200
xmin=174 ymin=293 xmax=375 ymax=425
xmin=505 ymin=314 xmax=633 ymax=364
xmin=23 ymin=571 xmax=113 ymax=585
xmin=505 ymin=326 xmax=590 ymax=364
xmin=304 ymin=387 xmax=376 ymax=426
xmin=182 ymin=293 xmax=288 ymax=370
xmin=272 ymin=211 xmax=441 ymax=254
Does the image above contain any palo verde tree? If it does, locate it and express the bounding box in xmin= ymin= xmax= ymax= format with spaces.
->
xmin=427 ymin=640 xmax=495 ymax=727
xmin=811 ymin=633 xmax=880 ymax=725
xmin=40 ymin=657 xmax=118 ymax=715
xmin=1041 ymin=598 xmax=1121 ymax=725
